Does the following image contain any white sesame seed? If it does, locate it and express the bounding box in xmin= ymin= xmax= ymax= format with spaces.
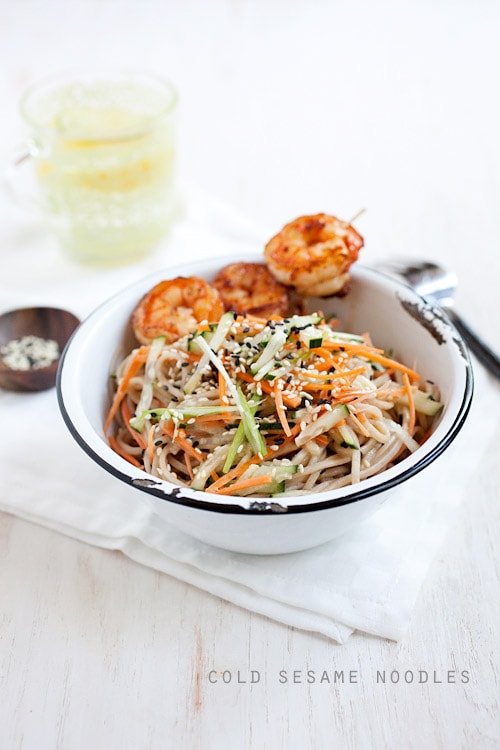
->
xmin=0 ymin=335 xmax=59 ymax=370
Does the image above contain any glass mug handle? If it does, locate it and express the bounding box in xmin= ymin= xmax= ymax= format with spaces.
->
xmin=3 ymin=145 xmax=41 ymax=211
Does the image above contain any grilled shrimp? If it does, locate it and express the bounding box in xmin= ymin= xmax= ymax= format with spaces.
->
xmin=131 ymin=276 xmax=225 ymax=344
xmin=264 ymin=213 xmax=364 ymax=297
xmin=213 ymin=262 xmax=290 ymax=318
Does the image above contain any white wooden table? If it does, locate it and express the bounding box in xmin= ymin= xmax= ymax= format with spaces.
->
xmin=1 ymin=2 xmax=499 ymax=748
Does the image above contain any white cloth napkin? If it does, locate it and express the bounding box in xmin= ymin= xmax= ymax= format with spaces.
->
xmin=1 ymin=188 xmax=497 ymax=643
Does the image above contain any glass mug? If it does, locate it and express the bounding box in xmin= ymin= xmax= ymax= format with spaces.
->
xmin=9 ymin=69 xmax=178 ymax=265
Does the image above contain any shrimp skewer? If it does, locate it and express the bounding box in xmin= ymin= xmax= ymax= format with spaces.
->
xmin=264 ymin=213 xmax=364 ymax=297
xmin=131 ymin=276 xmax=225 ymax=344
xmin=213 ymin=262 xmax=291 ymax=318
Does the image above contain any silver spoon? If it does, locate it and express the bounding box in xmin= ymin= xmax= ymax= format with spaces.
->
xmin=376 ymin=259 xmax=500 ymax=379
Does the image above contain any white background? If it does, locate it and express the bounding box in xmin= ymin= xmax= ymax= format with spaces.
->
xmin=1 ymin=1 xmax=499 ymax=748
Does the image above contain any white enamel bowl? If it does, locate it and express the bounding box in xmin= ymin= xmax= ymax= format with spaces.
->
xmin=57 ymin=255 xmax=473 ymax=554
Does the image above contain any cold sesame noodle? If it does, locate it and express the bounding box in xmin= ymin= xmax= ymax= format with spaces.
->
xmin=105 ymin=311 xmax=443 ymax=497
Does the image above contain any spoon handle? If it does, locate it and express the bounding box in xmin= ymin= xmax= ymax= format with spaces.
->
xmin=445 ymin=308 xmax=500 ymax=380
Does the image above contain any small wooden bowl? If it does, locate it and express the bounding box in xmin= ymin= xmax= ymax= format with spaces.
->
xmin=0 ymin=307 xmax=80 ymax=392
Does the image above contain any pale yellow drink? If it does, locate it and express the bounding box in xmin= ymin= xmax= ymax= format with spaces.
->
xmin=20 ymin=72 xmax=177 ymax=265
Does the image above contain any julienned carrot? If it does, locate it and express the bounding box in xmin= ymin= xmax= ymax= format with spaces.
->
xmin=189 ymin=413 xmax=230 ymax=424
xmin=162 ymin=421 xmax=204 ymax=461
xmin=206 ymin=455 xmax=263 ymax=492
xmin=338 ymin=386 xmax=406 ymax=404
xmin=146 ymin=425 xmax=156 ymax=465
xmin=311 ymin=346 xmax=336 ymax=360
xmin=211 ymin=474 xmax=274 ymax=496
xmin=301 ymin=371 xmax=366 ymax=392
xmin=315 ymin=434 xmax=329 ymax=446
xmin=274 ymin=383 xmax=292 ymax=437
xmin=347 ymin=412 xmax=371 ymax=437
xmin=323 ymin=340 xmax=385 ymax=354
xmin=402 ymin=372 xmax=416 ymax=435
xmin=196 ymin=322 xmax=212 ymax=333
xmin=312 ymin=358 xmax=342 ymax=373
xmin=301 ymin=382 xmax=346 ymax=393
xmin=301 ymin=365 xmax=365 ymax=380
xmin=121 ymin=397 xmax=147 ymax=449
xmin=235 ymin=313 xmax=268 ymax=325
xmin=108 ymin=436 xmax=142 ymax=467
xmin=322 ymin=341 xmax=420 ymax=381
xmin=104 ymin=346 xmax=149 ymax=434
xmin=262 ymin=423 xmax=302 ymax=460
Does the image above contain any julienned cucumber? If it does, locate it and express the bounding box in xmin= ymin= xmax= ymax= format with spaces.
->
xmin=295 ymin=403 xmax=350 ymax=447
xmin=187 ymin=326 xmax=217 ymax=353
xmin=327 ymin=331 xmax=365 ymax=344
xmin=233 ymin=461 xmax=298 ymax=495
xmin=251 ymin=328 xmax=288 ymax=375
xmin=398 ymin=390 xmax=443 ymax=416
xmin=130 ymin=335 xmax=165 ymax=430
xmin=130 ymin=404 xmax=239 ymax=432
xmin=337 ymin=422 xmax=360 ymax=449
xmin=222 ymin=393 xmax=260 ymax=473
xmin=184 ymin=312 xmax=236 ymax=393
